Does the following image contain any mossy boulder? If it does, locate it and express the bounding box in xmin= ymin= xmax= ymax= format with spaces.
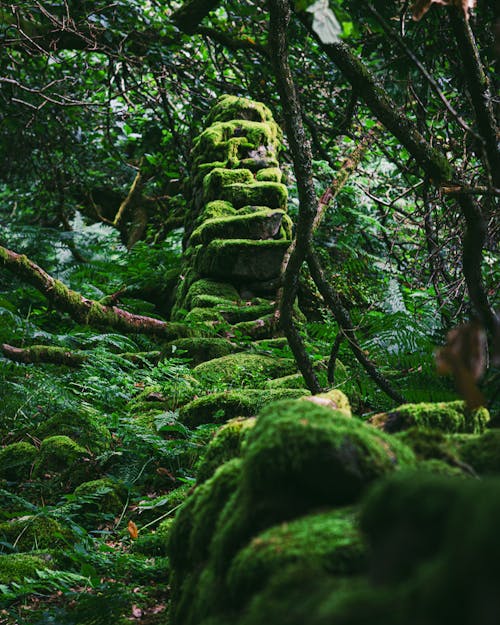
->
xmin=73 ymin=478 xmax=127 ymax=516
xmin=0 ymin=441 xmax=38 ymax=481
xmin=162 ymin=337 xmax=238 ymax=365
xmin=192 ymin=352 xmax=297 ymax=386
xmin=226 ymin=507 xmax=365 ymax=605
xmin=136 ymin=484 xmax=191 ymax=525
xmin=368 ymin=400 xmax=489 ymax=434
xmin=459 ymin=430 xmax=500 ymax=475
xmin=241 ymin=400 xmax=415 ymax=514
xmin=396 ymin=427 xmax=471 ymax=475
xmin=197 ymin=417 xmax=256 ymax=483
xmin=194 ymin=239 xmax=290 ymax=282
xmin=35 ymin=409 xmax=111 ymax=453
xmin=33 ymin=435 xmax=91 ymax=478
xmin=190 ymin=210 xmax=288 ymax=246
xmin=0 ymin=515 xmax=73 ymax=550
xmin=0 ymin=552 xmax=56 ymax=584
xmin=206 ymin=95 xmax=278 ymax=126
xmin=178 ymin=389 xmax=307 ymax=427
xmin=184 ymin=278 xmax=240 ymax=309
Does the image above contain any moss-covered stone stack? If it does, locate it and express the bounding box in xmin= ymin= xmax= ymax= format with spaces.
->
xmin=172 ymin=95 xmax=293 ymax=341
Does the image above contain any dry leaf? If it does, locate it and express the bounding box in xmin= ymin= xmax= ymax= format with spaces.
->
xmin=435 ymin=321 xmax=487 ymax=409
xmin=127 ymin=520 xmax=139 ymax=540
xmin=411 ymin=0 xmax=476 ymax=21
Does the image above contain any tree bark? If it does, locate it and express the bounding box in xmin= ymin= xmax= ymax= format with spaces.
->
xmin=269 ymin=0 xmax=321 ymax=394
xmin=0 ymin=245 xmax=189 ymax=340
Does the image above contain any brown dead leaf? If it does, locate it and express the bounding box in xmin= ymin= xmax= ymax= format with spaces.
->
xmin=435 ymin=321 xmax=487 ymax=409
xmin=127 ymin=520 xmax=139 ymax=540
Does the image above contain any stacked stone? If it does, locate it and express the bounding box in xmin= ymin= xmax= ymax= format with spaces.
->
xmin=172 ymin=95 xmax=293 ymax=338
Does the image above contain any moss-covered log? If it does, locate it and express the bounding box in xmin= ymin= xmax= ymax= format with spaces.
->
xmin=0 ymin=244 xmax=189 ymax=339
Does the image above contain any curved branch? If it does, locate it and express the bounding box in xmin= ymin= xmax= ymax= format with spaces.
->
xmin=0 ymin=245 xmax=188 ymax=339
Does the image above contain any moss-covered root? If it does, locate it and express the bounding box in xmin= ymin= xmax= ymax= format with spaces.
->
xmin=368 ymin=400 xmax=489 ymax=434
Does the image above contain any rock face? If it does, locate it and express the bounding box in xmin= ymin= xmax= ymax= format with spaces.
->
xmin=173 ymin=95 xmax=292 ymax=337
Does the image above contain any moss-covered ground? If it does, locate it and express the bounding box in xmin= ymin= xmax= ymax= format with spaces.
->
xmin=1 ymin=94 xmax=498 ymax=625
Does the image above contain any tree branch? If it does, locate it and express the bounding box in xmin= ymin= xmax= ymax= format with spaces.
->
xmin=269 ymin=0 xmax=321 ymax=394
xmin=0 ymin=245 xmax=189 ymax=339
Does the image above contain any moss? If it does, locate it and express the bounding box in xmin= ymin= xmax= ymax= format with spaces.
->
xmin=0 ymin=552 xmax=56 ymax=583
xmin=168 ymin=459 xmax=242 ymax=579
xmin=184 ymin=278 xmax=240 ymax=309
xmin=220 ymin=182 xmax=288 ymax=210
xmin=300 ymin=389 xmax=351 ymax=416
xmin=179 ymin=389 xmax=307 ymax=427
xmin=203 ymin=167 xmax=254 ymax=202
xmin=368 ymin=400 xmax=489 ymax=434
xmin=132 ymin=518 xmax=174 ymax=556
xmin=417 ymin=458 xmax=469 ymax=478
xmin=0 ymin=515 xmax=73 ymax=550
xmin=33 ymin=435 xmax=91 ymax=477
xmin=360 ymin=473 xmax=464 ymax=584
xmin=190 ymin=210 xmax=288 ymax=246
xmin=35 ymin=409 xmax=111 ymax=453
xmin=242 ymin=400 xmax=415 ymax=511
xmin=73 ymin=478 xmax=127 ymax=515
xmin=226 ymin=507 xmax=365 ymax=605
xmin=197 ymin=418 xmax=256 ymax=483
xmin=255 ymin=167 xmax=282 ymax=182
xmin=195 ymin=238 xmax=290 ymax=282
xmin=0 ymin=442 xmax=38 ymax=481
xmin=397 ymin=427 xmax=465 ymax=467
xmin=192 ymin=352 xmax=297 ymax=386
xmin=459 ymin=430 xmax=500 ymax=475
xmin=184 ymin=306 xmax=225 ymax=323
xmin=135 ymin=484 xmax=191 ymax=528
xmin=162 ymin=337 xmax=238 ymax=365
xmin=197 ymin=200 xmax=237 ymax=225
xmin=206 ymin=95 xmax=277 ymax=126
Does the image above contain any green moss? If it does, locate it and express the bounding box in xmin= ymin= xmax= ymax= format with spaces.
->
xmin=192 ymin=352 xmax=297 ymax=387
xmin=197 ymin=417 xmax=256 ymax=483
xmin=0 ymin=515 xmax=73 ymax=550
xmin=195 ymin=238 xmax=290 ymax=282
xmin=368 ymin=400 xmax=489 ymax=434
xmin=206 ymin=95 xmax=277 ymax=126
xmin=0 ymin=442 xmax=38 ymax=481
xmin=162 ymin=337 xmax=238 ymax=365
xmin=197 ymin=200 xmax=236 ymax=225
xmin=168 ymin=458 xmax=242 ymax=577
xmin=417 ymin=458 xmax=469 ymax=478
xmin=35 ymin=409 xmax=111 ymax=453
xmin=73 ymin=478 xmax=127 ymax=515
xmin=190 ymin=210 xmax=288 ymax=246
xmin=179 ymin=389 xmax=307 ymax=427
xmin=135 ymin=485 xmax=191 ymax=527
xmin=220 ymin=182 xmax=288 ymax=210
xmin=255 ymin=167 xmax=282 ymax=182
xmin=0 ymin=552 xmax=56 ymax=583
xmin=132 ymin=518 xmax=174 ymax=556
xmin=33 ymin=435 xmax=91 ymax=477
xmin=203 ymin=167 xmax=254 ymax=202
xmin=184 ymin=278 xmax=240 ymax=309
xmin=242 ymin=400 xmax=415 ymax=511
xmin=226 ymin=507 xmax=365 ymax=605
xmin=184 ymin=306 xmax=225 ymax=323
xmin=459 ymin=430 xmax=500 ymax=475
xmin=397 ymin=427 xmax=464 ymax=466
